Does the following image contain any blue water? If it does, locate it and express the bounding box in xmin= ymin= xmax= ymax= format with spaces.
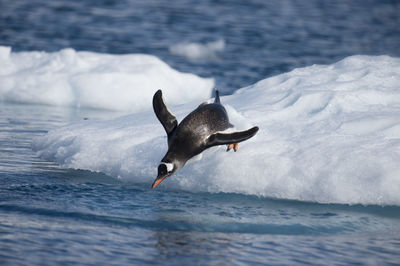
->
xmin=1 ymin=0 xmax=400 ymax=265
xmin=2 ymin=0 xmax=400 ymax=93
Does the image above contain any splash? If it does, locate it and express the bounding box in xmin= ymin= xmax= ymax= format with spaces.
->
xmin=169 ymin=39 xmax=225 ymax=61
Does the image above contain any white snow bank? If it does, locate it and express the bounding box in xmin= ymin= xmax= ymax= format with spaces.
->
xmin=169 ymin=39 xmax=225 ymax=61
xmin=33 ymin=55 xmax=400 ymax=205
xmin=0 ymin=46 xmax=213 ymax=112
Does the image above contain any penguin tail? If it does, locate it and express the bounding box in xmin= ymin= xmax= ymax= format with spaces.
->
xmin=214 ymin=89 xmax=220 ymax=104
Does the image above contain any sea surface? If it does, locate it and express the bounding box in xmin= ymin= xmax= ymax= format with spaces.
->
xmin=1 ymin=0 xmax=400 ymax=265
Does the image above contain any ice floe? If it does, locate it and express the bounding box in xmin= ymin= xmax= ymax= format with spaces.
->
xmin=33 ymin=55 xmax=400 ymax=205
xmin=0 ymin=46 xmax=213 ymax=112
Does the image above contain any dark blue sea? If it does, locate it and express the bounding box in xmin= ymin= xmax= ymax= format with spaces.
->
xmin=1 ymin=0 xmax=400 ymax=265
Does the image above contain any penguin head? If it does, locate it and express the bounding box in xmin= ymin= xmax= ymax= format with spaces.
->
xmin=151 ymin=162 xmax=177 ymax=189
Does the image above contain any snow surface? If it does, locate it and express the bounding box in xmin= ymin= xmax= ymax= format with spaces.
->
xmin=33 ymin=55 xmax=400 ymax=205
xmin=169 ymin=40 xmax=225 ymax=61
xmin=0 ymin=46 xmax=213 ymax=112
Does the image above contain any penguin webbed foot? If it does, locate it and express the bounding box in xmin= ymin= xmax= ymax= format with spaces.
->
xmin=226 ymin=143 xmax=239 ymax=152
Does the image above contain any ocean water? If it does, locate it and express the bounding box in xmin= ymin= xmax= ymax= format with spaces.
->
xmin=2 ymin=0 xmax=400 ymax=93
xmin=1 ymin=0 xmax=400 ymax=265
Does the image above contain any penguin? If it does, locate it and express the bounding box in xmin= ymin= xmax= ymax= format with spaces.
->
xmin=151 ymin=89 xmax=259 ymax=189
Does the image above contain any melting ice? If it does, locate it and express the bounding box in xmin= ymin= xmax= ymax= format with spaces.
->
xmin=28 ymin=52 xmax=400 ymax=205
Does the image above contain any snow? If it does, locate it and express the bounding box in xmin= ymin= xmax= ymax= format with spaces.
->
xmin=32 ymin=55 xmax=400 ymax=205
xmin=169 ymin=39 xmax=225 ymax=61
xmin=0 ymin=46 xmax=214 ymax=112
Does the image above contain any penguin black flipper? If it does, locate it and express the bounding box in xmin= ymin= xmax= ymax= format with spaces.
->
xmin=206 ymin=126 xmax=259 ymax=148
xmin=153 ymin=90 xmax=178 ymax=137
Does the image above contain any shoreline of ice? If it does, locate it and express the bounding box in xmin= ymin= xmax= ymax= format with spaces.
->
xmin=0 ymin=46 xmax=214 ymax=112
xmin=30 ymin=53 xmax=400 ymax=206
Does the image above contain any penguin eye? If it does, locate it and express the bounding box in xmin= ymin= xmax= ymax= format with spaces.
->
xmin=158 ymin=163 xmax=174 ymax=173
xmin=159 ymin=163 xmax=174 ymax=174
xmin=158 ymin=164 xmax=168 ymax=175
xmin=164 ymin=163 xmax=174 ymax=172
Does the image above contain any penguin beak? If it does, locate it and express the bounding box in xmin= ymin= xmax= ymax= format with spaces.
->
xmin=152 ymin=163 xmax=175 ymax=189
xmin=151 ymin=174 xmax=168 ymax=189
